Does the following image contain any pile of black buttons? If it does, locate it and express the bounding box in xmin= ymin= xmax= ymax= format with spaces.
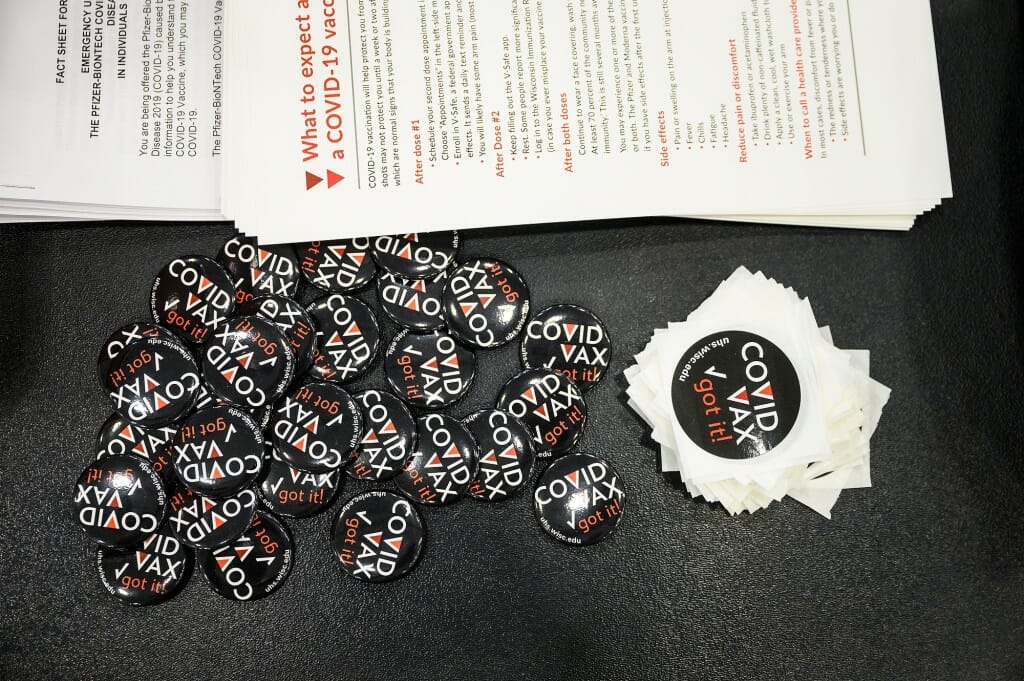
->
xmin=75 ymin=232 xmax=625 ymax=604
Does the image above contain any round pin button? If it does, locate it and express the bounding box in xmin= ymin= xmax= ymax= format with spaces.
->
xmin=372 ymin=232 xmax=459 ymax=279
xmin=496 ymin=368 xmax=587 ymax=458
xmin=306 ymin=294 xmax=381 ymax=383
xmin=331 ymin=490 xmax=425 ymax=583
xmin=377 ymin=269 xmax=449 ymax=331
xmin=197 ymin=510 xmax=294 ymax=601
xmin=168 ymin=484 xmax=259 ymax=550
xmin=347 ymin=389 xmax=417 ymax=481
xmin=521 ymin=304 xmax=612 ymax=391
xmin=96 ymin=522 xmax=193 ymax=605
xmin=298 ymin=238 xmax=378 ymax=292
xmin=216 ymin=236 xmax=300 ymax=303
xmin=102 ymin=335 xmax=200 ymax=428
xmin=463 ymin=409 xmax=535 ymax=501
xmin=169 ymin=406 xmax=264 ymax=497
xmin=270 ymin=381 xmax=363 ymax=473
xmin=201 ymin=315 xmax=295 ymax=409
xmin=151 ymin=255 xmax=236 ymax=346
xmin=238 ymin=295 xmax=318 ymax=376
xmin=394 ymin=413 xmax=478 ymax=506
xmin=443 ymin=258 xmax=531 ymax=348
xmin=96 ymin=414 xmax=178 ymax=486
xmin=383 ymin=329 xmax=476 ymax=409
xmin=258 ymin=446 xmax=343 ymax=518
xmin=533 ymin=453 xmax=625 ymax=546
xmin=97 ymin=322 xmax=180 ymax=387
xmin=73 ymin=454 xmax=167 ymax=549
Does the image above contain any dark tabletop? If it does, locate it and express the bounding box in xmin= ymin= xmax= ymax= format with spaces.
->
xmin=1 ymin=2 xmax=1022 ymax=679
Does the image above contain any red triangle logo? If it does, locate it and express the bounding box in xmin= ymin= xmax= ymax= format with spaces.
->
xmin=202 ymin=497 xmax=217 ymax=513
xmin=210 ymin=462 xmax=225 ymax=480
xmin=104 ymin=514 xmax=119 ymax=529
xmin=441 ymin=354 xmax=460 ymax=370
xmin=329 ymin=245 xmax=348 ymax=259
xmin=499 ymin=444 xmax=518 ymax=459
xmin=212 ymin=512 xmax=226 ymax=529
xmin=208 ymin=442 xmax=223 ymax=459
xmin=199 ymin=276 xmax=213 ymax=293
xmin=566 ymin=470 xmax=579 ymax=486
xmin=478 ymin=293 xmax=496 ymax=308
xmin=237 ymin=353 xmax=252 ymax=369
xmin=344 ymin=322 xmax=361 ymax=337
xmin=326 ymin=331 xmax=344 ymax=346
xmin=411 ymin=280 xmax=426 ymax=293
xmin=304 ymin=416 xmax=319 ymax=433
xmin=426 ymin=454 xmax=443 ymax=468
xmin=397 ymin=244 xmax=412 ymax=260
xmin=107 ymin=492 xmax=122 ymax=508
xmin=480 ymin=451 xmax=498 ymax=465
xmin=293 ymin=434 xmax=307 ymax=452
xmin=216 ymin=556 xmax=233 ymax=571
xmin=119 ymin=425 xmax=133 ymax=440
xmin=144 ymin=375 xmax=159 ymax=392
xmin=521 ymin=387 xmax=536 ymax=403
xmin=404 ymin=296 xmax=420 ymax=312
xmin=728 ymin=386 xmax=750 ymax=404
xmin=443 ymin=443 xmax=461 ymax=458
xmin=380 ymin=420 xmax=397 ymax=435
xmin=235 ymin=546 xmax=253 ymax=562
xmin=132 ymin=442 xmax=147 ymax=456
xmin=351 ymin=253 xmax=365 ymax=265
xmin=459 ymin=302 xmax=477 ymax=316
xmin=187 ymin=292 xmax=201 ymax=309
xmin=752 ymin=382 xmax=774 ymax=400
xmin=326 ymin=169 xmax=344 ymax=187
xmin=154 ymin=394 xmax=169 ymax=410
xmin=136 ymin=551 xmax=149 ymax=565
xmin=533 ymin=404 xmax=549 ymax=420
xmin=257 ymin=249 xmax=272 ymax=266
xmin=563 ymin=323 xmax=578 ymax=338
xmin=385 ymin=537 xmax=403 ymax=552
xmin=305 ymin=171 xmax=323 ymax=190
xmin=423 ymin=356 xmax=439 ymax=372
xmin=221 ymin=367 xmax=238 ymax=383
xmin=561 ymin=344 xmax=575 ymax=360
xmin=362 ymin=430 xmax=379 ymax=444
xmin=365 ymin=531 xmax=383 ymax=546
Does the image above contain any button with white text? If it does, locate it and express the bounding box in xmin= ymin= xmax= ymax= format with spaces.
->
xmin=216 ymin=236 xmax=300 ymax=303
xmin=238 ymin=295 xmax=318 ymax=376
xmin=331 ymin=490 xmax=425 ymax=583
xmin=533 ymin=453 xmax=625 ymax=546
xmin=96 ymin=414 xmax=177 ymax=486
xmin=496 ymin=368 xmax=587 ymax=458
xmin=443 ymin=258 xmax=530 ymax=348
xmin=73 ymin=454 xmax=167 ymax=549
xmin=372 ymin=232 xmax=459 ymax=279
xmin=383 ymin=329 xmax=476 ymax=409
xmin=377 ymin=269 xmax=449 ymax=331
xmin=347 ymin=389 xmax=417 ymax=481
xmin=394 ymin=414 xmax=478 ymax=506
xmin=197 ymin=510 xmax=294 ymax=600
xmin=96 ymin=522 xmax=193 ymax=606
xmin=167 ymin=484 xmax=259 ymax=550
xmin=306 ymin=295 xmax=381 ymax=383
xmin=298 ymin=238 xmax=378 ymax=292
xmin=520 ymin=304 xmax=611 ymax=391
xmin=102 ymin=336 xmax=200 ymax=428
xmin=270 ymin=381 xmax=363 ymax=473
xmin=258 ymin=447 xmax=343 ymax=518
xmin=170 ymin=406 xmax=265 ymax=497
xmin=151 ymin=255 xmax=235 ymax=346
xmin=96 ymin=322 xmax=180 ymax=387
xmin=463 ymin=409 xmax=535 ymax=501
xmin=201 ymin=315 xmax=295 ymax=409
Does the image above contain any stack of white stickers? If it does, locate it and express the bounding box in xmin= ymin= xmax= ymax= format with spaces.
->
xmin=625 ymin=267 xmax=890 ymax=518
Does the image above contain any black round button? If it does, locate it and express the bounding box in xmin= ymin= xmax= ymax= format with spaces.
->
xmin=443 ymin=258 xmax=531 ymax=348
xmin=383 ymin=329 xmax=476 ymax=409
xmin=96 ymin=522 xmax=193 ymax=605
xmin=202 ymin=315 xmax=295 ymax=409
xmin=197 ymin=510 xmax=293 ymax=600
xmin=372 ymin=232 xmax=459 ymax=279
xmin=298 ymin=238 xmax=378 ymax=292
xmin=258 ymin=446 xmax=343 ymax=518
xmin=671 ymin=330 xmax=801 ymax=460
xmin=394 ymin=414 xmax=478 ymax=506
xmin=238 ymin=295 xmax=318 ymax=376
xmin=331 ymin=490 xmax=425 ymax=582
xmin=377 ymin=269 xmax=449 ymax=331
xmin=216 ymin=236 xmax=300 ymax=303
xmin=496 ymin=368 xmax=587 ymax=458
xmin=103 ymin=336 xmax=200 ymax=427
xmin=96 ymin=414 xmax=177 ymax=485
xmin=271 ymin=381 xmax=363 ymax=472
xmin=533 ymin=453 xmax=625 ymax=546
xmin=97 ymin=322 xmax=180 ymax=387
xmin=463 ymin=409 xmax=535 ymax=501
xmin=521 ymin=304 xmax=611 ymax=391
xmin=347 ymin=389 xmax=417 ymax=481
xmin=73 ymin=454 xmax=167 ymax=548
xmin=168 ymin=484 xmax=259 ymax=550
xmin=169 ymin=406 xmax=264 ymax=497
xmin=151 ymin=255 xmax=236 ymax=346
xmin=306 ymin=295 xmax=381 ymax=383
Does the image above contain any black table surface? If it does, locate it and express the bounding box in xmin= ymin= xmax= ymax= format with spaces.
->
xmin=2 ymin=2 xmax=1022 ymax=679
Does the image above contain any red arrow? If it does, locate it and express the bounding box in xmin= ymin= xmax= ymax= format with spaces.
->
xmin=327 ymin=170 xmax=344 ymax=187
xmin=305 ymin=171 xmax=323 ymax=190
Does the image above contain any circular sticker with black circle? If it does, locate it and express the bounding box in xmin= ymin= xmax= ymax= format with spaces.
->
xmin=533 ymin=453 xmax=625 ymax=546
xmin=216 ymin=236 xmax=300 ymax=303
xmin=394 ymin=413 xmax=478 ymax=506
xmin=97 ymin=322 xmax=180 ymax=387
xmin=306 ymin=295 xmax=381 ymax=383
xmin=372 ymin=232 xmax=459 ymax=279
xmin=197 ymin=510 xmax=293 ymax=601
xmin=377 ymin=269 xmax=449 ymax=331
xmin=383 ymin=329 xmax=476 ymax=409
xmin=298 ymin=238 xmax=377 ymax=292
xmin=96 ymin=414 xmax=178 ymax=486
xmin=259 ymin=446 xmax=342 ymax=518
xmin=496 ymin=368 xmax=587 ymax=458
xmin=671 ymin=330 xmax=801 ymax=460
xmin=331 ymin=490 xmax=425 ymax=583
xmin=103 ymin=336 xmax=200 ymax=428
xmin=347 ymin=389 xmax=417 ymax=482
xmin=521 ymin=305 xmax=611 ymax=391
xmin=167 ymin=484 xmax=259 ymax=550
xmin=151 ymin=255 xmax=236 ymax=346
xmin=73 ymin=454 xmax=167 ymax=549
xmin=238 ymin=295 xmax=318 ymax=375
xmin=271 ymin=381 xmax=363 ymax=473
xmin=169 ymin=406 xmax=264 ymax=498
xmin=463 ymin=409 xmax=535 ymax=501
xmin=442 ymin=258 xmax=530 ymax=349
xmin=202 ymin=315 xmax=295 ymax=409
xmin=96 ymin=522 xmax=193 ymax=606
